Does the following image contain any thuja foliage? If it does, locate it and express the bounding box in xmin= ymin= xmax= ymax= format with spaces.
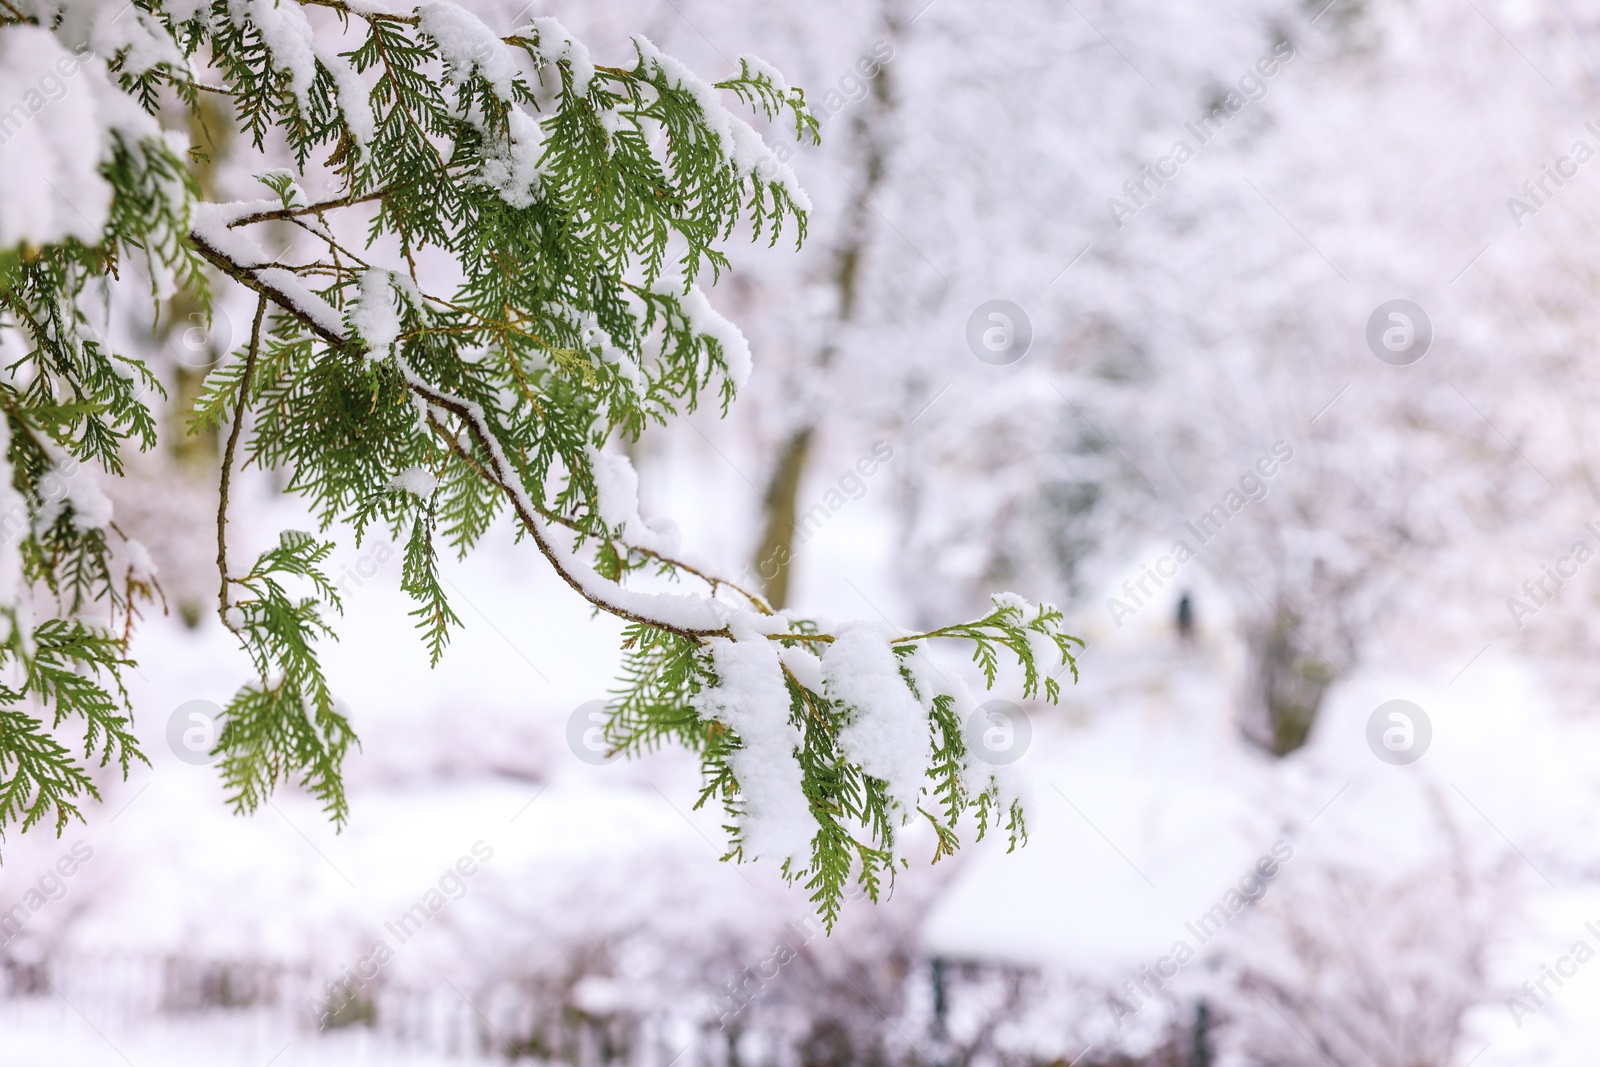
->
xmin=0 ymin=0 xmax=1081 ymax=921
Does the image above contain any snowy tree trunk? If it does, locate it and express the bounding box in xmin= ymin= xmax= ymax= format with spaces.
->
xmin=1244 ymin=615 xmax=1336 ymax=756
xmin=753 ymin=426 xmax=812 ymax=608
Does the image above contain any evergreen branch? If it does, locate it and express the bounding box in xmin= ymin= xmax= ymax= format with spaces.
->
xmin=191 ymin=228 xmax=727 ymax=639
xmin=0 ymin=4 xmax=1085 ymax=924
xmin=0 ymin=707 xmax=97 ymax=835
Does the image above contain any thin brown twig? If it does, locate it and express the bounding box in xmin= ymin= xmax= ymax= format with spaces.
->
xmin=410 ymin=381 xmax=726 ymax=639
xmin=218 ymin=295 xmax=267 ymax=632
xmin=298 ymin=0 xmax=419 ymax=25
xmin=422 ymin=412 xmax=770 ymax=615
xmin=225 ymin=188 xmax=391 ymax=229
xmin=286 ymin=216 xmax=370 ymax=269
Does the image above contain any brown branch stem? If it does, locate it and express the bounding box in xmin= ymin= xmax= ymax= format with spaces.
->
xmin=226 ymin=188 xmax=392 ymax=229
xmin=218 ymin=295 xmax=267 ymax=631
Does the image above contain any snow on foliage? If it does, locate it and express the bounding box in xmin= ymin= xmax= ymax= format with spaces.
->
xmin=822 ymin=623 xmax=930 ymax=817
xmin=679 ymin=283 xmax=754 ymax=390
xmin=387 ymin=466 xmax=439 ymax=497
xmin=588 ymin=447 xmax=678 ymax=555
xmin=524 ymin=16 xmax=595 ymax=98
xmin=476 ymin=107 xmax=547 ymax=207
xmin=694 ymin=618 xmax=816 ymax=865
xmin=632 ymin=34 xmax=810 ymax=210
xmin=418 ymin=1 xmax=519 ymax=101
xmin=0 ymin=0 xmax=1079 ymax=928
xmin=349 ymin=269 xmax=405 ymax=361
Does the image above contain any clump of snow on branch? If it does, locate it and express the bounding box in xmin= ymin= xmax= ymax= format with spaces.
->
xmin=418 ymin=1 xmax=520 ymax=101
xmin=349 ymin=269 xmax=405 ymax=361
xmin=123 ymin=539 xmax=158 ymax=584
xmin=524 ymin=16 xmax=596 ymax=97
xmin=693 ymin=614 xmax=815 ymax=865
xmin=823 ymin=623 xmax=933 ymax=818
xmin=389 ymin=466 xmax=440 ymax=498
xmin=656 ymin=281 xmax=753 ymax=391
xmin=29 ymin=442 xmax=112 ymax=535
xmin=414 ymin=5 xmax=570 ymax=208
xmin=478 ymin=108 xmax=546 ymax=208
xmin=26 ymin=0 xmax=185 ymax=75
xmin=188 ymin=202 xmax=349 ymax=341
xmin=588 ymin=448 xmax=680 ymax=556
xmin=64 ymin=476 xmax=113 ymax=533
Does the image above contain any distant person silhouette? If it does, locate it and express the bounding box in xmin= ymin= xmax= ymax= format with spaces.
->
xmin=1176 ymin=592 xmax=1195 ymax=642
